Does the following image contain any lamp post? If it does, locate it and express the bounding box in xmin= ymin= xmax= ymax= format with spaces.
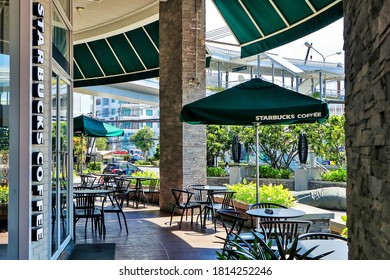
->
xmin=304 ymin=42 xmax=342 ymax=100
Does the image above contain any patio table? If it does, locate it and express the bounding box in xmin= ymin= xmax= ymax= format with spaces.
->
xmin=246 ymin=208 xmax=306 ymax=220
xmin=292 ymin=239 xmax=348 ymax=260
xmin=124 ymin=176 xmax=160 ymax=207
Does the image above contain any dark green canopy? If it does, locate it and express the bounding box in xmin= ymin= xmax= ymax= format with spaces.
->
xmin=73 ymin=115 xmax=124 ymax=137
xmin=180 ymin=78 xmax=329 ymax=204
xmin=180 ymin=78 xmax=329 ymax=125
xmin=212 ymin=0 xmax=343 ymax=58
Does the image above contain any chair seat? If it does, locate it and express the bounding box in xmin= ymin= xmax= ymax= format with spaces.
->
xmin=178 ymin=202 xmax=201 ymax=209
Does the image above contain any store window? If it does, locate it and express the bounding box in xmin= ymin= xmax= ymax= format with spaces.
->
xmin=0 ymin=0 xmax=9 ymax=260
xmin=51 ymin=1 xmax=72 ymax=259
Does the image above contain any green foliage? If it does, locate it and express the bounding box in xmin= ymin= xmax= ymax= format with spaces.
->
xmin=0 ymin=127 xmax=9 ymax=151
xmin=321 ymin=168 xmax=347 ymax=182
xmin=95 ymin=137 xmax=107 ymax=151
xmin=87 ymin=161 xmax=102 ymax=171
xmin=217 ymin=231 xmax=332 ymax=260
xmin=207 ymin=166 xmax=228 ymax=177
xmin=129 ymin=170 xmax=159 ymax=186
xmin=0 ymin=185 xmax=9 ymax=204
xmin=341 ymin=215 xmax=348 ymax=238
xmin=237 ymin=125 xmax=302 ymax=169
xmin=130 ymin=126 xmax=155 ymax=157
xmin=206 ymin=125 xmax=231 ymax=166
xmin=306 ymin=115 xmax=346 ymax=166
xmin=226 ymin=181 xmax=295 ymax=207
xmin=258 ymin=184 xmax=295 ymax=207
xmin=154 ymin=143 xmax=160 ymax=160
xmin=258 ymin=165 xmax=292 ymax=179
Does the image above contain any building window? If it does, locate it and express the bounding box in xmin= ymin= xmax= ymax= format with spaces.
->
xmin=146 ymin=109 xmax=153 ymax=116
xmin=102 ymin=98 xmax=109 ymax=106
xmin=111 ymin=108 xmax=116 ymax=115
xmin=102 ymin=108 xmax=109 ymax=117
xmin=96 ymin=99 xmax=101 ymax=106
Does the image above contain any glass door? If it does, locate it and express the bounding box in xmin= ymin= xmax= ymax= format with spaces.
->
xmin=0 ymin=0 xmax=10 ymax=260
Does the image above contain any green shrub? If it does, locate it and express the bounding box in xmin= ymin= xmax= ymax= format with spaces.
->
xmin=207 ymin=166 xmax=228 ymax=177
xmin=0 ymin=185 xmax=9 ymax=204
xmin=87 ymin=161 xmax=102 ymax=171
xmin=257 ymin=165 xmax=292 ymax=179
xmin=226 ymin=180 xmax=295 ymax=207
xmin=129 ymin=170 xmax=159 ymax=186
xmin=321 ymin=168 xmax=346 ymax=182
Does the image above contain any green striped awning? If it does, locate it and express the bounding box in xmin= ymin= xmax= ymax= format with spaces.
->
xmin=74 ymin=20 xmax=212 ymax=88
xmin=74 ymin=21 xmax=160 ymax=87
xmin=212 ymin=0 xmax=343 ymax=58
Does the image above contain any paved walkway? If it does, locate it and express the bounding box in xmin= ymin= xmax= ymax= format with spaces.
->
xmin=70 ymin=205 xmax=226 ymax=260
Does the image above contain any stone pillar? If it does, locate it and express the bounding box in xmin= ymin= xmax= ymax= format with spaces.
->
xmin=159 ymin=0 xmax=206 ymax=212
xmin=344 ymin=0 xmax=390 ymax=259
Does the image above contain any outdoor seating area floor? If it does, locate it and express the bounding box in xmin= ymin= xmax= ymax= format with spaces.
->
xmin=71 ymin=205 xmax=226 ymax=260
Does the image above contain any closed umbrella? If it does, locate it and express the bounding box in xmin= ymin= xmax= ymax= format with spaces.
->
xmin=180 ymin=78 xmax=329 ymax=202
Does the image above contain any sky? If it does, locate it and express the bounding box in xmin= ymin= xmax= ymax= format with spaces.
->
xmin=205 ymin=0 xmax=345 ymax=64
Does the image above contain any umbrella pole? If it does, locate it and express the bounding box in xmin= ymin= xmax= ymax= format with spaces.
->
xmin=80 ymin=134 xmax=84 ymax=175
xmin=255 ymin=123 xmax=260 ymax=204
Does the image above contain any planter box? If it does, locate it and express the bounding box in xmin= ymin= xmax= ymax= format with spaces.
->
xmin=215 ymin=197 xmax=335 ymax=233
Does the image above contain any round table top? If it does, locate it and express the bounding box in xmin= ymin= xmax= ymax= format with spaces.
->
xmin=95 ymin=173 xmax=119 ymax=177
xmin=191 ymin=185 xmax=228 ymax=191
xmin=246 ymin=208 xmax=305 ymax=219
xmin=296 ymin=239 xmax=348 ymax=260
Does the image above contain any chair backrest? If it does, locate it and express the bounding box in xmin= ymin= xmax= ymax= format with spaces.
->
xmin=171 ymin=188 xmax=193 ymax=207
xmin=186 ymin=184 xmax=208 ymax=203
xmin=209 ymin=191 xmax=236 ymax=210
xmin=149 ymin=179 xmax=160 ymax=191
xmin=217 ymin=210 xmax=247 ymax=238
xmin=74 ymin=193 xmax=106 ymax=216
xmin=80 ymin=175 xmax=97 ymax=189
xmin=248 ymin=202 xmax=287 ymax=228
xmin=114 ymin=177 xmax=129 ymax=191
xmin=260 ymin=220 xmax=312 ymax=250
xmin=248 ymin=202 xmax=287 ymax=210
xmin=298 ymin=232 xmax=347 ymax=241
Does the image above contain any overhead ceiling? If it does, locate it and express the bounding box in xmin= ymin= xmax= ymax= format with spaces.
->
xmin=72 ymin=0 xmax=160 ymax=87
xmin=73 ymin=0 xmax=159 ymax=43
xmin=72 ymin=0 xmax=343 ymax=87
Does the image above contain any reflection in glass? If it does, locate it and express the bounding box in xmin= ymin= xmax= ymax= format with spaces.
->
xmin=51 ymin=73 xmax=58 ymax=255
xmin=52 ymin=5 xmax=70 ymax=73
xmin=0 ymin=0 xmax=9 ymax=260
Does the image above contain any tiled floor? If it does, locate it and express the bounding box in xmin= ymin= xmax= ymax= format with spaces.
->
xmin=73 ymin=205 xmax=226 ymax=260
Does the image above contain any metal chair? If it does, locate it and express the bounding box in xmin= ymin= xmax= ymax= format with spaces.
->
xmin=169 ymin=188 xmax=202 ymax=230
xmin=217 ymin=209 xmax=256 ymax=251
xmin=247 ymin=202 xmax=287 ymax=229
xmin=144 ymin=179 xmax=160 ymax=205
xmin=203 ymin=190 xmax=236 ymax=232
xmin=79 ymin=175 xmax=97 ymax=189
xmin=298 ymin=232 xmax=347 ymax=241
xmin=260 ymin=220 xmax=312 ymax=251
xmin=73 ymin=193 xmax=106 ymax=239
xmin=98 ymin=189 xmax=129 ymax=235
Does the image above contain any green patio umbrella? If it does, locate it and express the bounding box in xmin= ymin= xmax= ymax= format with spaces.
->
xmin=73 ymin=115 xmax=124 ymax=174
xmin=180 ymin=78 xmax=329 ymax=203
xmin=74 ymin=114 xmax=124 ymax=137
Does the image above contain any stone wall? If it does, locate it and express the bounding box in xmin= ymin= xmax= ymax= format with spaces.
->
xmin=207 ymin=177 xmax=345 ymax=191
xmin=159 ymin=0 xmax=206 ymax=212
xmin=344 ymin=0 xmax=390 ymax=259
